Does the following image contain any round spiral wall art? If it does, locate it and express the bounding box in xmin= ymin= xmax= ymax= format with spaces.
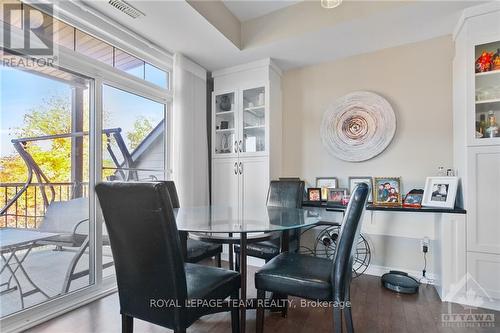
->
xmin=320 ymin=91 xmax=396 ymax=162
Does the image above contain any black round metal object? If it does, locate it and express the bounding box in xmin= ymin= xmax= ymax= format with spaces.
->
xmin=381 ymin=270 xmax=419 ymax=294
xmin=299 ymin=222 xmax=371 ymax=278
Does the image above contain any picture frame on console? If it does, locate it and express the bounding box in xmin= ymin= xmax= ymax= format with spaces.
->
xmin=327 ymin=188 xmax=348 ymax=204
xmin=422 ymin=177 xmax=458 ymax=209
xmin=316 ymin=177 xmax=338 ymax=201
xmin=307 ymin=188 xmax=322 ymax=202
xmin=403 ymin=189 xmax=424 ymax=208
xmin=373 ymin=177 xmax=402 ymax=206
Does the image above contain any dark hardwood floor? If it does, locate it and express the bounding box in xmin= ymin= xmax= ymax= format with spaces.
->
xmin=27 ymin=261 xmax=500 ymax=333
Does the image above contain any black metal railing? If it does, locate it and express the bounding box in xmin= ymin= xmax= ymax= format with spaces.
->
xmin=0 ymin=182 xmax=88 ymax=229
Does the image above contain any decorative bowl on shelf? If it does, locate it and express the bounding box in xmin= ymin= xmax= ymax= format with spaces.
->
xmin=219 ymin=95 xmax=232 ymax=111
xmin=476 ymin=51 xmax=494 ymax=73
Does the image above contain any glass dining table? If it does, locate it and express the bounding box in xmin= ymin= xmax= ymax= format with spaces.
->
xmin=174 ymin=205 xmax=321 ymax=333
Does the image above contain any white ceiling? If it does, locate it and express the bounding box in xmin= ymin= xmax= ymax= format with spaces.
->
xmin=79 ymin=1 xmax=484 ymax=72
xmin=222 ymin=0 xmax=302 ymax=22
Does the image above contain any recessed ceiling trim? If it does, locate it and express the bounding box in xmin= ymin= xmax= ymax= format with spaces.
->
xmin=56 ymin=0 xmax=172 ymax=69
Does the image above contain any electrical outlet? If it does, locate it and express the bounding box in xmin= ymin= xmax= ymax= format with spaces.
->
xmin=421 ymin=237 xmax=430 ymax=253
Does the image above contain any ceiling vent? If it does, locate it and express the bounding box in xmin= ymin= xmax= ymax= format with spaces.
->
xmin=108 ymin=0 xmax=145 ymax=19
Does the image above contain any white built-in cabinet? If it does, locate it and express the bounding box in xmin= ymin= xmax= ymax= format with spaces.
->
xmin=211 ymin=59 xmax=282 ymax=219
xmin=453 ymin=3 xmax=500 ymax=309
xmin=466 ymin=146 xmax=500 ymax=255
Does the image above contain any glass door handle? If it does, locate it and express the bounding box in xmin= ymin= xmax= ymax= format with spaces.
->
xmin=239 ymin=140 xmax=243 ymax=153
xmin=234 ymin=141 xmax=238 ymax=153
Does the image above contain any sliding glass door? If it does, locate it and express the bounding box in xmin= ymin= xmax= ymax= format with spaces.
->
xmin=101 ymin=85 xmax=167 ymax=182
xmin=0 ymin=3 xmax=171 ymax=328
xmin=0 ymin=54 xmax=93 ymax=317
xmin=99 ymin=84 xmax=167 ymax=278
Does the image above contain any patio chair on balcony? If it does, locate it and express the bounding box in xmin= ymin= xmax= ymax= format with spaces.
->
xmin=36 ymin=197 xmax=90 ymax=249
xmin=35 ymin=197 xmax=114 ymax=294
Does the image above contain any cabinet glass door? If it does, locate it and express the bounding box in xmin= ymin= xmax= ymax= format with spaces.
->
xmin=241 ymin=87 xmax=266 ymax=153
xmin=214 ymin=92 xmax=236 ymax=156
xmin=475 ymin=41 xmax=500 ymax=140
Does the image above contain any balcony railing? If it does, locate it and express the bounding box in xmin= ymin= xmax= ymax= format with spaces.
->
xmin=0 ymin=182 xmax=89 ymax=229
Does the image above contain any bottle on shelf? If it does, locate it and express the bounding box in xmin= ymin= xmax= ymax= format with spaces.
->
xmin=493 ymin=48 xmax=500 ymax=71
xmin=479 ymin=114 xmax=487 ymax=136
xmin=485 ymin=110 xmax=499 ymax=138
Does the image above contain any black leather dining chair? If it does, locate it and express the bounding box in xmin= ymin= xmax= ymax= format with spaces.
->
xmin=95 ymin=182 xmax=240 ymax=333
xmin=234 ymin=180 xmax=304 ymax=270
xmin=163 ymin=181 xmax=223 ymax=266
xmin=254 ymin=183 xmax=369 ymax=333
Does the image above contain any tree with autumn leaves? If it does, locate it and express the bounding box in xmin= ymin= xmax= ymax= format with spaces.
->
xmin=0 ymin=96 xmax=154 ymax=227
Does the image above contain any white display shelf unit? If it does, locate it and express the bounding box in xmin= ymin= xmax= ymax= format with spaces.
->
xmin=243 ymin=125 xmax=265 ymax=130
xmin=215 ymin=128 xmax=235 ymax=133
xmin=244 ymin=105 xmax=265 ymax=112
xmin=472 ymin=38 xmax=500 ymax=145
xmin=476 ymin=98 xmax=500 ymax=104
xmin=476 ymin=69 xmax=500 ymax=78
xmin=216 ymin=110 xmax=235 ymax=115
xmin=211 ymin=59 xmax=282 ymax=222
xmin=453 ymin=2 xmax=500 ymax=311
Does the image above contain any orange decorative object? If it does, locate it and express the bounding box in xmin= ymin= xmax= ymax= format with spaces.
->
xmin=493 ymin=49 xmax=500 ymax=71
xmin=476 ymin=51 xmax=494 ymax=73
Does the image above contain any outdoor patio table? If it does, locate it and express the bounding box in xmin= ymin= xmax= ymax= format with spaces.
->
xmin=174 ymin=205 xmax=321 ymax=333
xmin=0 ymin=228 xmax=58 ymax=309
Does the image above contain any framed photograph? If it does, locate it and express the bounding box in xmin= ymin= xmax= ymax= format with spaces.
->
xmin=348 ymin=177 xmax=373 ymax=202
xmin=422 ymin=177 xmax=458 ymax=209
xmin=307 ymin=188 xmax=322 ymax=202
xmin=327 ymin=188 xmax=348 ymax=204
xmin=316 ymin=177 xmax=338 ymax=201
xmin=403 ymin=189 xmax=424 ymax=208
xmin=373 ymin=177 xmax=402 ymax=206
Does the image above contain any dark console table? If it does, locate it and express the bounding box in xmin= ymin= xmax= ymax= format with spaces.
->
xmin=302 ymin=201 xmax=466 ymax=214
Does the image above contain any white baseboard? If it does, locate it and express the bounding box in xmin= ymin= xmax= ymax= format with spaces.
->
xmin=222 ymin=251 xmax=437 ymax=285
xmin=364 ymin=264 xmax=437 ymax=285
xmin=444 ymin=295 xmax=500 ymax=312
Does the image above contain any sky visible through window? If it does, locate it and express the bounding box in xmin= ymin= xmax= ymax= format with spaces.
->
xmin=102 ymin=84 xmax=165 ymax=166
xmin=1 ymin=68 xmax=71 ymax=157
xmin=0 ymin=67 xmax=165 ymax=160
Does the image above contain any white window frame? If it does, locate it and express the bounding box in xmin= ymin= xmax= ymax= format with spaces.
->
xmin=1 ymin=13 xmax=173 ymax=333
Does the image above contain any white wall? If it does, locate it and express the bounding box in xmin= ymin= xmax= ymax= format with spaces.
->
xmin=134 ymin=135 xmax=165 ymax=181
xmin=281 ymin=35 xmax=455 ymax=276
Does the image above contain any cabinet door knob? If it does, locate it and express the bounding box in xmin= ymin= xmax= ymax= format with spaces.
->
xmin=239 ymin=140 xmax=243 ymax=153
xmin=234 ymin=162 xmax=238 ymax=175
xmin=234 ymin=141 xmax=238 ymax=153
xmin=239 ymin=162 xmax=243 ymax=174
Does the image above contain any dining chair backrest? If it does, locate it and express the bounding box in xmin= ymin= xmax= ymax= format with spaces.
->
xmin=163 ymin=181 xmax=180 ymax=209
xmin=95 ymin=181 xmax=187 ymax=328
xmin=266 ymin=180 xmax=304 ymax=252
xmin=267 ymin=180 xmax=304 ymax=209
xmin=331 ymin=183 xmax=369 ymax=301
